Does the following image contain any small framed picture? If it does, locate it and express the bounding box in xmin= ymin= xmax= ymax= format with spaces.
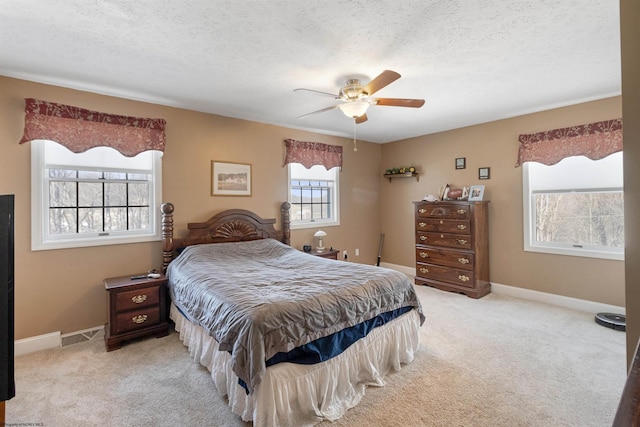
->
xmin=455 ymin=157 xmax=466 ymax=170
xmin=468 ymin=185 xmax=485 ymax=201
xmin=211 ymin=161 xmax=252 ymax=196
xmin=478 ymin=167 xmax=490 ymax=180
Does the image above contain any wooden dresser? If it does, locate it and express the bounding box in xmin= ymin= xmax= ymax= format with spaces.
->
xmin=414 ymin=200 xmax=490 ymax=298
xmin=104 ymin=274 xmax=169 ymax=351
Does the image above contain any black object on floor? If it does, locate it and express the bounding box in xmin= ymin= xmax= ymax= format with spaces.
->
xmin=595 ymin=312 xmax=626 ymax=331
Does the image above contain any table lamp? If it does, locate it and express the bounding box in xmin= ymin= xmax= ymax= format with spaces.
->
xmin=313 ymin=229 xmax=327 ymax=252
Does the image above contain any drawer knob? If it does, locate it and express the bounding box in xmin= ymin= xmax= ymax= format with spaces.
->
xmin=131 ymin=295 xmax=147 ymax=304
xmin=457 ymin=209 xmax=467 ymax=214
xmin=458 ymin=257 xmax=470 ymax=265
xmin=457 ymin=224 xmax=466 ymax=230
xmin=439 ymin=220 xmax=443 ymax=224
xmin=419 ymin=208 xmax=426 ymax=214
xmin=440 ymin=234 xmax=444 ymax=239
xmin=458 ymin=274 xmax=470 ymax=282
xmin=132 ymin=314 xmax=148 ymax=324
xmin=456 ymin=239 xmax=468 ymax=245
xmin=419 ymin=252 xmax=429 ymax=258
xmin=419 ymin=267 xmax=429 ymax=273
xmin=418 ymin=222 xmax=426 ymax=228
xmin=419 ymin=235 xmax=427 ymax=241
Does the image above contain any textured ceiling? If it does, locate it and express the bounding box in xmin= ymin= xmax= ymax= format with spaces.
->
xmin=0 ymin=0 xmax=621 ymax=143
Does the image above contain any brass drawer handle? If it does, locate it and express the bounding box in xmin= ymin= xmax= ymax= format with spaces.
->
xmin=456 ymin=239 xmax=468 ymax=245
xmin=418 ymin=222 xmax=426 ymax=228
xmin=419 ymin=208 xmax=426 ymax=214
xmin=457 ymin=224 xmax=466 ymax=230
xmin=131 ymin=295 xmax=147 ymax=304
xmin=458 ymin=257 xmax=470 ymax=265
xmin=419 ymin=267 xmax=429 ymax=274
xmin=458 ymin=274 xmax=470 ymax=282
xmin=419 ymin=235 xmax=427 ymax=241
xmin=457 ymin=209 xmax=466 ymax=214
xmin=439 ymin=220 xmax=444 ymax=224
xmin=419 ymin=252 xmax=429 ymax=258
xmin=132 ymin=314 xmax=148 ymax=324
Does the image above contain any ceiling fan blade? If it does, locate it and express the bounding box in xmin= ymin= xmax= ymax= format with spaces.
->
xmin=297 ymin=104 xmax=339 ymax=119
xmin=363 ymin=70 xmax=401 ymax=96
xmin=293 ymin=88 xmax=339 ymax=98
xmin=372 ymin=98 xmax=425 ymax=108
xmin=355 ymin=113 xmax=368 ymax=124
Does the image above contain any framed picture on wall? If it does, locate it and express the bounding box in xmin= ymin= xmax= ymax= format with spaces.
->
xmin=455 ymin=157 xmax=466 ymax=169
xmin=211 ymin=161 xmax=252 ymax=196
xmin=479 ymin=167 xmax=490 ymax=180
xmin=468 ymin=185 xmax=485 ymax=201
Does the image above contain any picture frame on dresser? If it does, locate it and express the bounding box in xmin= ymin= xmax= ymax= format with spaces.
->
xmin=468 ymin=185 xmax=485 ymax=201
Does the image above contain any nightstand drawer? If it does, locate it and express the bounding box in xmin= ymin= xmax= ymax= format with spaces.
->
xmin=115 ymin=286 xmax=160 ymax=312
xmin=114 ymin=306 xmax=161 ymax=335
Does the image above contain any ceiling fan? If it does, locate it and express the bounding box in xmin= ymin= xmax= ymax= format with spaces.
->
xmin=294 ymin=70 xmax=425 ymax=124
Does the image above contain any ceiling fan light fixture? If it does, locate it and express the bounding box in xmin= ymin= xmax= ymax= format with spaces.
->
xmin=339 ymin=101 xmax=369 ymax=118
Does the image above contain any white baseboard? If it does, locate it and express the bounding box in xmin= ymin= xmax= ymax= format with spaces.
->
xmin=15 ymin=325 xmax=105 ymax=356
xmin=381 ymin=262 xmax=626 ymax=315
xmin=15 ymin=331 xmax=60 ymax=356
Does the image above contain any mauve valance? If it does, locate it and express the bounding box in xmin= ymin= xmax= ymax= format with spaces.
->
xmin=283 ymin=139 xmax=343 ymax=170
xmin=515 ymin=118 xmax=622 ymax=167
xmin=19 ymin=98 xmax=166 ymax=157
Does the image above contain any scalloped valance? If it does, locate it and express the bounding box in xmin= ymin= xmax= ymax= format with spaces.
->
xmin=18 ymin=98 xmax=166 ymax=157
xmin=283 ymin=139 xmax=343 ymax=170
xmin=515 ymin=118 xmax=622 ymax=167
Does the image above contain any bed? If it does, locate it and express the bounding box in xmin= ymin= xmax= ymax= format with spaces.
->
xmin=160 ymin=202 xmax=425 ymax=426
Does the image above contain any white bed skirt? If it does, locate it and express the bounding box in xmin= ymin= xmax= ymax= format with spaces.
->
xmin=170 ymin=303 xmax=421 ymax=427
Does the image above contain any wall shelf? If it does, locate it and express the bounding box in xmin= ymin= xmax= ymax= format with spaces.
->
xmin=384 ymin=172 xmax=419 ymax=182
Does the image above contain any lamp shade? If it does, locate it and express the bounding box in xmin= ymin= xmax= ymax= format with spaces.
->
xmin=313 ymin=230 xmax=327 ymax=238
xmin=339 ymin=101 xmax=369 ymax=118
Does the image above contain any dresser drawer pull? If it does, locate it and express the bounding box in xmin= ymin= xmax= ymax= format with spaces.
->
xmin=419 ymin=267 xmax=429 ymax=274
xmin=457 ymin=209 xmax=467 ymax=214
xmin=457 ymin=224 xmax=466 ymax=230
xmin=419 ymin=235 xmax=427 ymax=241
xmin=456 ymin=239 xmax=468 ymax=245
xmin=131 ymin=295 xmax=147 ymax=304
xmin=132 ymin=314 xmax=148 ymax=324
xmin=458 ymin=257 xmax=470 ymax=265
xmin=419 ymin=252 xmax=429 ymax=258
xmin=439 ymin=220 xmax=444 ymax=224
xmin=458 ymin=274 xmax=470 ymax=282
xmin=419 ymin=208 xmax=426 ymax=214
xmin=418 ymin=222 xmax=426 ymax=228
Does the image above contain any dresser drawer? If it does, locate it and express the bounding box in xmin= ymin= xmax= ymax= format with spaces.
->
xmin=416 ymin=262 xmax=475 ymax=288
xmin=416 ymin=231 xmax=472 ymax=249
xmin=113 ymin=306 xmax=161 ymax=335
xmin=115 ymin=285 xmax=160 ymax=312
xmin=416 ymin=203 xmax=471 ymax=219
xmin=415 ymin=247 xmax=474 ymax=270
xmin=415 ymin=218 xmax=471 ymax=234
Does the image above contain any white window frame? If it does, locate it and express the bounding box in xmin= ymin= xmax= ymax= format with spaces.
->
xmin=31 ymin=139 xmax=163 ymax=251
xmin=287 ymin=163 xmax=340 ymax=230
xmin=522 ymin=153 xmax=624 ymax=261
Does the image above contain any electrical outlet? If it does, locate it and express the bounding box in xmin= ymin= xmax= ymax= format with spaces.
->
xmin=343 ymin=250 xmax=348 ymax=259
xmin=355 ymin=248 xmax=359 ymax=256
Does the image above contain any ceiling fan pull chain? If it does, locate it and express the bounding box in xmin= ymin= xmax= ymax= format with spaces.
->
xmin=353 ymin=119 xmax=358 ymax=151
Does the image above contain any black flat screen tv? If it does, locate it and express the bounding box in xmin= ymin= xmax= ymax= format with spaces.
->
xmin=0 ymin=194 xmax=15 ymax=401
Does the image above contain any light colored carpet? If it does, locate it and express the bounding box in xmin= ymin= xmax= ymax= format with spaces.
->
xmin=5 ymin=285 xmax=627 ymax=426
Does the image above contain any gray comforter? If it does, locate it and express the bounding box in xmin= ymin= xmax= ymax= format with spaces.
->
xmin=166 ymin=238 xmax=424 ymax=393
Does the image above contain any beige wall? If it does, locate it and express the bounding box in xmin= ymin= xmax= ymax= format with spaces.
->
xmin=622 ymin=0 xmax=640 ymax=365
xmin=381 ymin=97 xmax=625 ymax=306
xmin=0 ymin=76 xmax=383 ymax=339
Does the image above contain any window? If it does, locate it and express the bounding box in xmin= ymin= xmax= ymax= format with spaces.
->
xmin=31 ymin=140 xmax=162 ymax=250
xmin=287 ymin=163 xmax=340 ymax=229
xmin=522 ymin=152 xmax=623 ymax=260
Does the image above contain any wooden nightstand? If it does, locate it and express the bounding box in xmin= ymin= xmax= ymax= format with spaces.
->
xmin=104 ymin=273 xmax=169 ymax=351
xmin=309 ymin=249 xmax=339 ymax=260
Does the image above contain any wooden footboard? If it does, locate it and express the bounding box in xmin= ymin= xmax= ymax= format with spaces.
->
xmin=160 ymin=202 xmax=291 ymax=273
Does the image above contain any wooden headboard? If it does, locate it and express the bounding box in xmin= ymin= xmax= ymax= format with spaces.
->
xmin=160 ymin=202 xmax=291 ymax=273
